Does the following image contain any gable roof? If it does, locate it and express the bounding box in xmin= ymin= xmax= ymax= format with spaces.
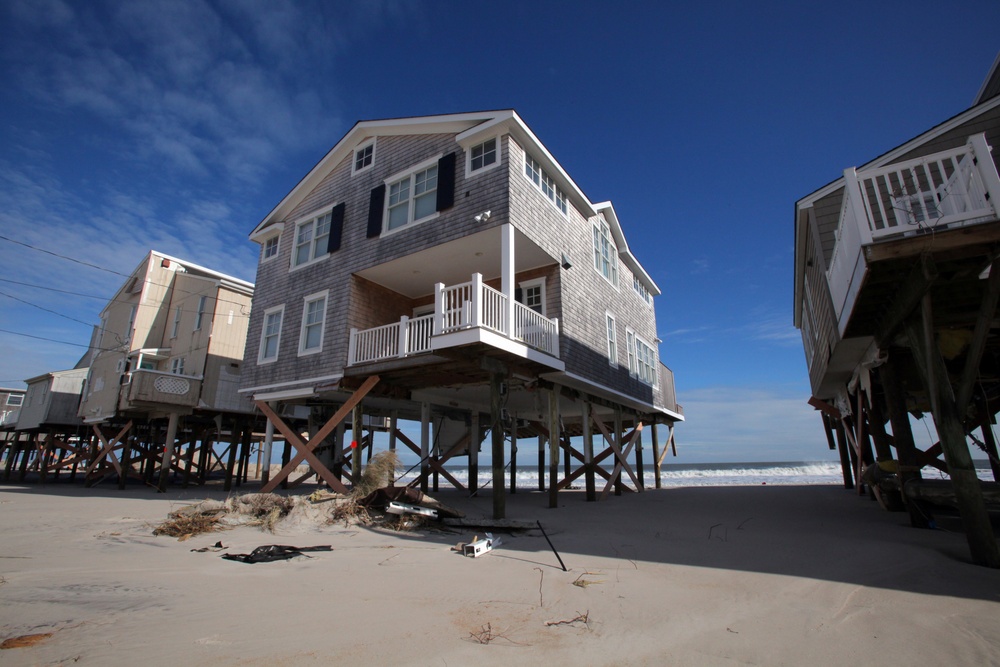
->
xmin=250 ymin=110 xmax=660 ymax=294
xmin=974 ymin=50 xmax=1000 ymax=106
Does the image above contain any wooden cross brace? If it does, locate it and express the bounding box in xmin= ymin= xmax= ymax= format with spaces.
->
xmin=257 ymin=375 xmax=379 ymax=494
xmin=84 ymin=421 xmax=134 ymax=477
xmin=528 ymin=421 xmax=616 ymax=491
xmin=590 ymin=406 xmax=643 ymax=498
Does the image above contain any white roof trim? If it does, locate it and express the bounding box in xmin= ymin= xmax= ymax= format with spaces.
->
xmin=594 ymin=201 xmax=660 ymax=296
xmin=974 ymin=50 xmax=1000 ymax=106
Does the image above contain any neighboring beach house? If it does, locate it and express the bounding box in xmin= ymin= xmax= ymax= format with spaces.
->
xmin=16 ymin=368 xmax=88 ymax=432
xmin=79 ymin=250 xmax=255 ymax=424
xmin=793 ymin=53 xmax=1000 ymax=566
xmin=73 ymin=251 xmax=256 ymax=488
xmin=0 ymin=388 xmax=26 ymax=430
xmin=240 ymin=110 xmax=682 ymax=511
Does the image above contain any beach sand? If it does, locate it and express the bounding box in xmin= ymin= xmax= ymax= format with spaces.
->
xmin=1 ymin=482 xmax=998 ymax=666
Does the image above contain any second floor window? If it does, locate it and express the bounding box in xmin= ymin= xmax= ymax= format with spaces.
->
xmin=387 ymin=165 xmax=438 ymax=231
xmin=171 ymin=357 xmax=185 ymax=375
xmin=299 ymin=292 xmax=327 ymax=355
xmin=606 ymin=314 xmax=617 ymax=366
xmin=293 ymin=212 xmax=331 ymax=267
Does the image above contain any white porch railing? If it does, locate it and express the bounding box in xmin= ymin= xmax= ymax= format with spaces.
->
xmin=827 ymin=133 xmax=1000 ymax=334
xmin=348 ymin=273 xmax=560 ymax=365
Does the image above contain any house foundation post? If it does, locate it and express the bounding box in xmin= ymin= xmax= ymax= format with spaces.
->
xmin=157 ymin=412 xmax=180 ymax=492
xmin=469 ymin=411 xmax=479 ymax=496
xmin=260 ymin=409 xmax=275 ymax=486
xmin=351 ymin=403 xmax=364 ymax=487
xmin=583 ymin=401 xmax=595 ymax=501
xmin=651 ymin=422 xmax=661 ymax=489
xmin=548 ymin=386 xmax=560 ymax=508
xmin=420 ymin=402 xmax=430 ymax=494
xmin=490 ymin=371 xmax=506 ymax=519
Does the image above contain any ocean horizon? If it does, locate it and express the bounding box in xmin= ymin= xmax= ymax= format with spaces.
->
xmin=381 ymin=459 xmax=996 ymax=489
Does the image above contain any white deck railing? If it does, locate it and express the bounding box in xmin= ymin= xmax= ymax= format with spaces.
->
xmin=348 ymin=273 xmax=560 ymax=365
xmin=827 ymin=133 xmax=1000 ymax=334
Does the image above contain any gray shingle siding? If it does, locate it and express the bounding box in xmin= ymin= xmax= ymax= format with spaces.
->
xmin=242 ymin=126 xmax=666 ymax=409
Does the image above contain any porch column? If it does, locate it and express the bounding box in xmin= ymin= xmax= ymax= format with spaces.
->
xmin=469 ymin=411 xmax=479 ymax=496
xmin=501 ymin=223 xmax=515 ymax=336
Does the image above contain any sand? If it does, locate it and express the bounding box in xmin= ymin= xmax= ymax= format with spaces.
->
xmin=1 ymin=482 xmax=999 ymax=666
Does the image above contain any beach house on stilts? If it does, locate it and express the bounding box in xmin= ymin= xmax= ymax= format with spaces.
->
xmin=793 ymin=53 xmax=1000 ymax=567
xmin=75 ymin=251 xmax=258 ymax=490
xmin=240 ymin=111 xmax=683 ymax=518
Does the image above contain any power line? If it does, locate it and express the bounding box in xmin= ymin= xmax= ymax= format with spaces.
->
xmin=0 ymin=233 xmax=122 ymax=276
xmin=0 ymin=327 xmax=117 ymax=352
xmin=0 ymin=235 xmax=254 ymax=315
xmin=0 ymin=277 xmax=108 ymax=300
xmin=0 ymin=289 xmax=96 ymax=327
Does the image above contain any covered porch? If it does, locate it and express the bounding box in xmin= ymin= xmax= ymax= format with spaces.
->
xmin=347 ymin=223 xmax=563 ymax=369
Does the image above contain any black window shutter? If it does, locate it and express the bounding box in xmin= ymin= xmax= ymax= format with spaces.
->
xmin=436 ymin=152 xmax=457 ymax=212
xmin=367 ymin=184 xmax=385 ymax=238
xmin=327 ymin=203 xmax=345 ymax=253
xmin=514 ymin=287 xmax=523 ymax=303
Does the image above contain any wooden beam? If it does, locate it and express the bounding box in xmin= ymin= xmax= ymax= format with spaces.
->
xmin=904 ymin=298 xmax=1000 ymax=567
xmin=808 ymin=396 xmax=842 ymax=419
xmin=257 ymin=375 xmax=379 ymax=492
xmin=548 ymin=388 xmax=560 ymax=507
xmin=256 ymin=401 xmax=349 ymax=495
xmin=490 ymin=371 xmax=505 ymax=519
xmin=956 ymin=256 xmax=1000 ymax=416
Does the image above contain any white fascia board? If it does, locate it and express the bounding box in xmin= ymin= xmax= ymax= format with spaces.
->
xmin=792 ymin=208 xmax=808 ymax=328
xmin=594 ymin=201 xmax=661 ymax=296
xmin=249 ymin=221 xmax=284 ymax=243
xmin=238 ymin=373 xmax=344 ymax=395
xmin=250 ymin=111 xmax=513 ymax=237
xmin=152 ymin=250 xmax=254 ymax=291
xmin=253 ymin=387 xmax=317 ymax=402
xmin=506 ymin=111 xmax=597 ymax=219
xmin=540 ymin=369 xmax=684 ymax=421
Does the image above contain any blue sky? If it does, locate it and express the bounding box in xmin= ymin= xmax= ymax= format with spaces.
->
xmin=0 ymin=0 xmax=996 ymax=463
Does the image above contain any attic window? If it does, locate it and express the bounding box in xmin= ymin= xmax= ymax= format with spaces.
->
xmin=353 ymin=139 xmax=375 ymax=175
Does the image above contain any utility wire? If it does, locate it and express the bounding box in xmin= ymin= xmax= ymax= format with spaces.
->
xmin=0 ymin=289 xmax=96 ymax=327
xmin=0 ymin=234 xmax=254 ymax=314
xmin=0 ymin=327 xmax=118 ymax=352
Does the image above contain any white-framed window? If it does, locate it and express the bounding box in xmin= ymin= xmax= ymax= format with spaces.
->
xmin=170 ymin=305 xmax=182 ymax=339
xmin=292 ymin=208 xmax=333 ymax=268
xmin=519 ymin=278 xmax=546 ymax=316
xmin=353 ymin=139 xmax=376 ymax=175
xmin=170 ymin=357 xmax=185 ymax=375
xmin=467 ymin=137 xmax=499 ymax=177
xmin=593 ymin=216 xmax=619 ymax=287
xmin=385 ymin=158 xmax=439 ymax=233
xmin=258 ymin=305 xmax=284 ymax=364
xmin=633 ymin=276 xmax=652 ymax=305
xmin=262 ymin=235 xmax=280 ymax=261
xmin=194 ymin=295 xmax=208 ymax=331
xmin=6 ymin=393 xmax=23 ymax=406
xmin=627 ymin=329 xmax=657 ymax=386
xmin=606 ymin=313 xmax=617 ymax=366
xmin=524 ymin=153 xmax=568 ymax=215
xmin=298 ymin=291 xmax=328 ymax=356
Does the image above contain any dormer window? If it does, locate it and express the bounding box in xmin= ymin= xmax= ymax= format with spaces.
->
xmin=353 ymin=139 xmax=375 ymax=175
xmin=470 ymin=138 xmax=497 ymax=172
xmin=262 ymin=236 xmax=279 ymax=261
